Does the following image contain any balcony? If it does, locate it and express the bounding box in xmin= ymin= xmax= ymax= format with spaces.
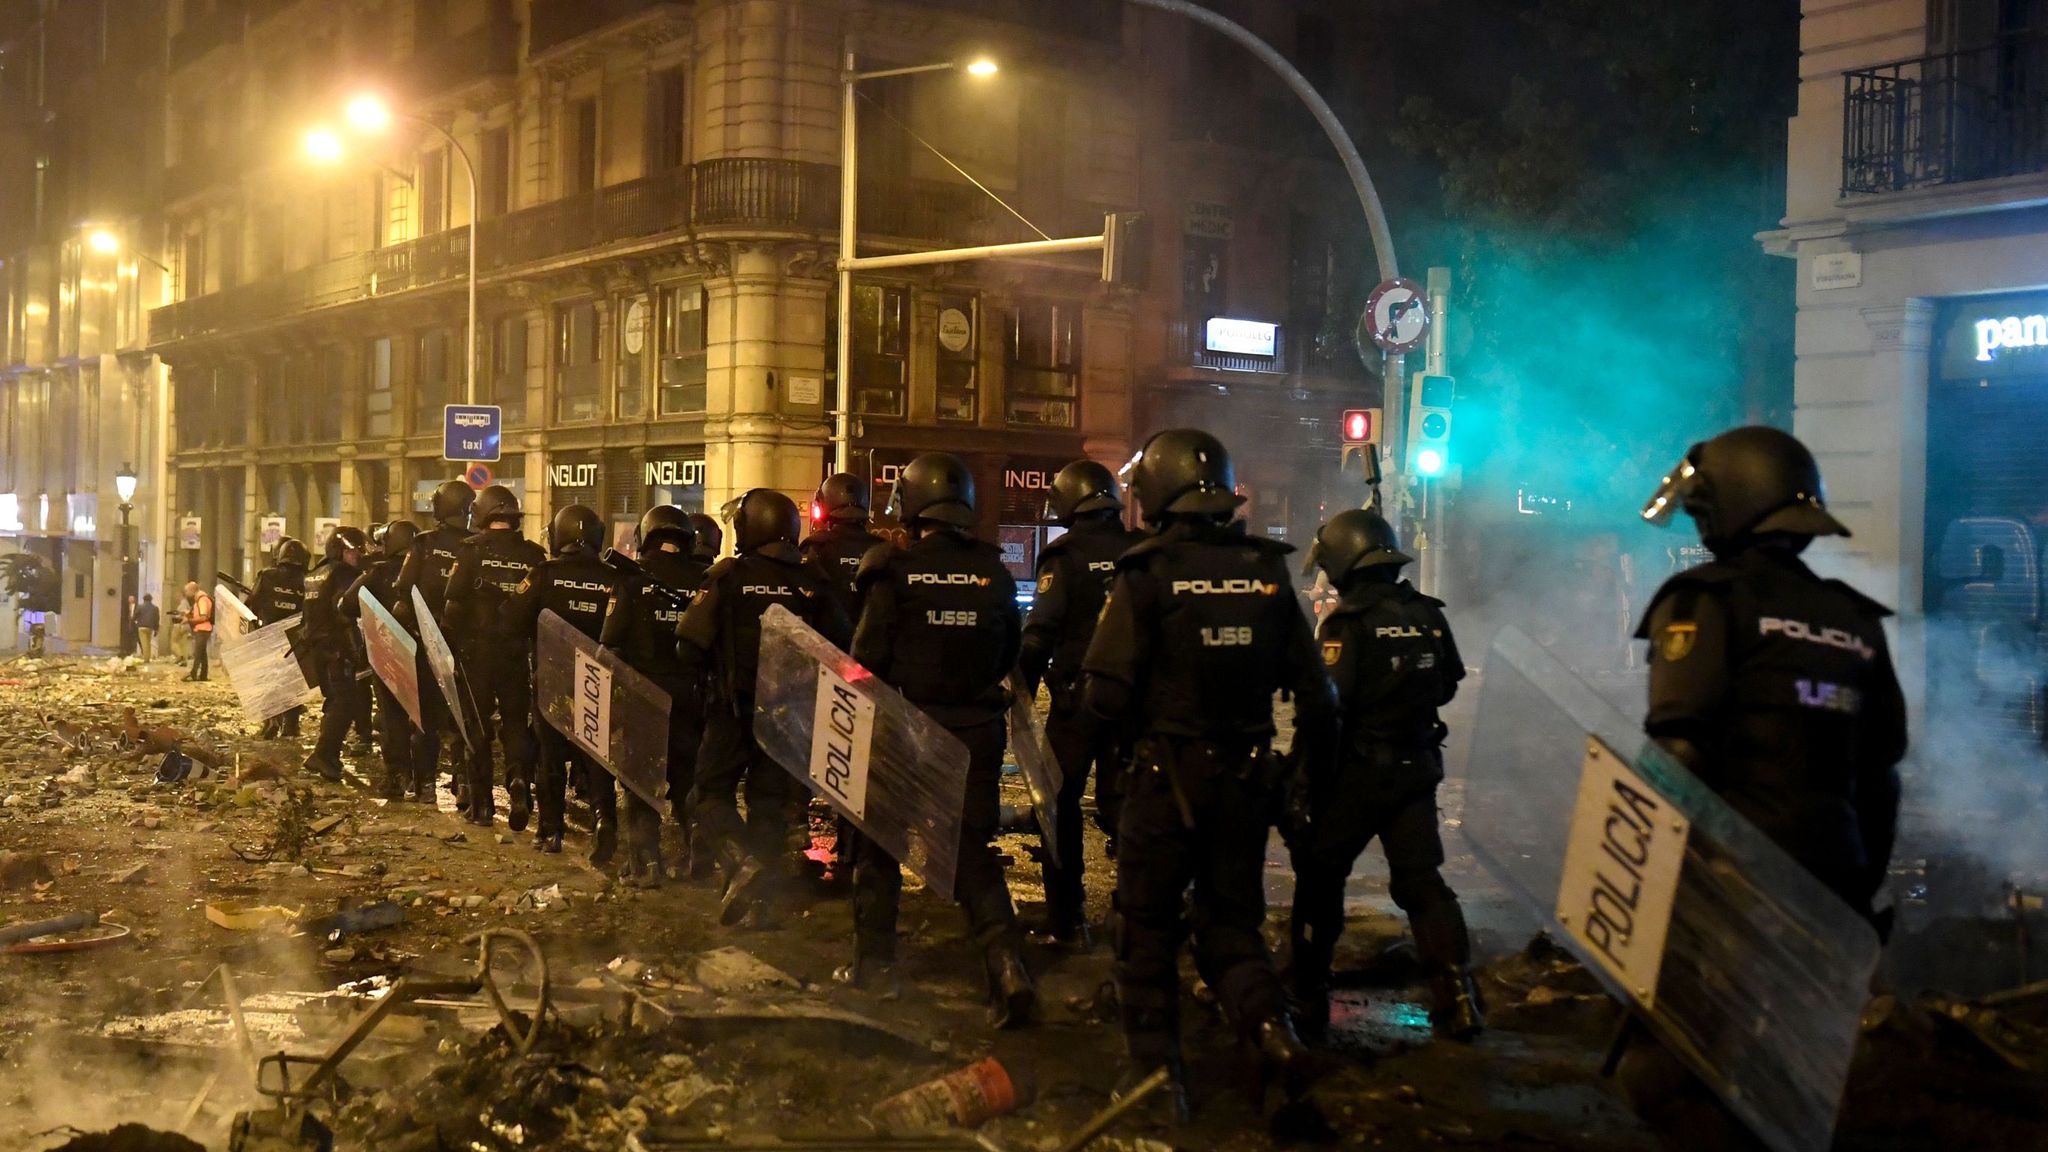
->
xmin=530 ymin=0 xmax=676 ymax=59
xmin=1843 ymin=30 xmax=2048 ymax=195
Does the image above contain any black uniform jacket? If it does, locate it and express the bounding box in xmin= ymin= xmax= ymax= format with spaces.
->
xmin=675 ymin=541 xmax=850 ymax=704
xmin=853 ymin=529 xmax=1021 ymax=728
xmin=1082 ymin=519 xmax=1336 ymax=747
xmin=1637 ymin=546 xmax=1907 ymax=905
xmin=445 ymin=528 xmax=547 ymax=651
xmin=1021 ymin=515 xmax=1140 ymax=692
xmin=601 ymin=547 xmax=708 ymax=680
xmin=1319 ymin=579 xmax=1462 ymax=801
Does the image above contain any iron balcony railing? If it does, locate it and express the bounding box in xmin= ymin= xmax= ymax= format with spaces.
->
xmin=148 ymin=160 xmax=1072 ymax=344
xmin=1843 ymin=29 xmax=2048 ymax=195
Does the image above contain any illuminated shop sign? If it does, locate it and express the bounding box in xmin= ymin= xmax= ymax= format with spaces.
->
xmin=1204 ymin=317 xmax=1277 ymax=357
xmin=1974 ymin=313 xmax=2048 ymax=361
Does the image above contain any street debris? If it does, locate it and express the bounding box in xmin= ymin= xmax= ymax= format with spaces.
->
xmin=871 ymin=1057 xmax=1024 ymax=1131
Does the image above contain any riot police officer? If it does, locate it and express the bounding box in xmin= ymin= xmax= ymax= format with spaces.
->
xmin=343 ymin=520 xmax=423 ymax=800
xmin=600 ymin=505 xmax=711 ymax=886
xmin=840 ymin=454 xmax=1034 ymax=1027
xmin=396 ymin=480 xmax=477 ymax=802
xmin=302 ymin=527 xmax=371 ymax=782
xmin=502 ymin=505 xmax=617 ymax=857
xmin=253 ymin=537 xmax=310 ymax=740
xmin=801 ymin=472 xmax=875 ymax=619
xmin=688 ymin=512 xmax=724 ymax=563
xmin=676 ymin=490 xmax=849 ymax=925
xmin=1019 ymin=459 xmax=1141 ymax=944
xmin=1082 ymin=428 xmax=1335 ymax=1120
xmin=445 ymin=485 xmax=546 ymax=829
xmin=1291 ymin=509 xmax=1481 ymax=1043
xmin=1620 ymin=425 xmax=1908 ymax=1149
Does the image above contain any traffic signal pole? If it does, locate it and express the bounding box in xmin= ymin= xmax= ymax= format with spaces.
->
xmin=1418 ymin=267 xmax=1451 ymax=597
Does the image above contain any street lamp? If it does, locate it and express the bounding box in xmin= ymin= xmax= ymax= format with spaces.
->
xmin=115 ymin=463 xmax=139 ymax=657
xmin=834 ymin=52 xmax=998 ymax=474
xmin=307 ymin=95 xmax=480 ymax=404
xmin=85 ymin=227 xmax=171 ymax=273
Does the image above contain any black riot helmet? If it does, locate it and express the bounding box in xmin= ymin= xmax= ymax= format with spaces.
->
xmin=1306 ymin=509 xmax=1413 ymax=583
xmin=886 ymin=452 xmax=977 ymax=529
xmin=325 ymin=525 xmax=369 ymax=564
xmin=687 ymin=512 xmax=723 ymax=560
xmin=276 ymin=537 xmax=310 ymax=568
xmin=813 ymin=472 xmax=869 ymax=525
xmin=370 ymin=524 xmax=388 ymax=550
xmin=430 ymin=480 xmax=476 ymax=527
xmin=638 ymin=505 xmax=695 ymax=554
xmin=1045 ymin=459 xmax=1123 ymax=525
xmin=1129 ymin=428 xmax=1242 ymax=525
xmin=1641 ymin=425 xmax=1849 ymax=550
xmin=382 ymin=519 xmax=418 ymax=559
xmin=473 ymin=484 xmax=521 ymax=529
xmin=550 ymin=504 xmax=604 ymax=557
xmin=725 ymin=489 xmax=802 ymax=553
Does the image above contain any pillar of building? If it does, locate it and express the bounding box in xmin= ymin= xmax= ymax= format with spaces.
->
xmin=703 ymin=245 xmax=830 ymax=514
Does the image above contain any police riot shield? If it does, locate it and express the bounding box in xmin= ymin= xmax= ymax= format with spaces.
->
xmin=533 ymin=610 xmax=673 ymax=810
xmin=213 ymin=582 xmax=260 ymax=647
xmin=1459 ymin=626 xmax=1881 ymax=1152
xmin=213 ymin=598 xmax=317 ymax=725
xmin=752 ymin=605 xmax=968 ymax=902
xmin=1007 ymin=673 xmax=1065 ymax=867
xmin=357 ymin=588 xmax=422 ymax=730
xmin=409 ymin=586 xmax=473 ymax=753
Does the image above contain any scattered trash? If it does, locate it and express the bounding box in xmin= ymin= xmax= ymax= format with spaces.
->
xmin=155 ymin=750 xmax=195 ymax=784
xmin=691 ymin=947 xmax=802 ymax=996
xmin=46 ymin=1123 xmax=207 ymax=1152
xmin=0 ymin=909 xmax=99 ymax=947
xmin=870 ymin=1057 xmax=1024 ymax=1132
xmin=111 ymin=862 xmax=152 ymax=885
xmin=206 ymin=902 xmax=305 ymax=932
xmin=0 ymin=849 xmax=51 ymax=889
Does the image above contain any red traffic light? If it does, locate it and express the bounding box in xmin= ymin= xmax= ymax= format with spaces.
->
xmin=1341 ymin=409 xmax=1374 ymax=443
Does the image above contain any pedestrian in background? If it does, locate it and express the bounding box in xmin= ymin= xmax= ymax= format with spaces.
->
xmin=135 ymin=594 xmax=160 ymax=662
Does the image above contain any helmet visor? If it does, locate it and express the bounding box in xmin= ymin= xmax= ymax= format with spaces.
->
xmin=719 ymin=494 xmax=745 ymax=526
xmin=1640 ymin=454 xmax=1700 ymax=528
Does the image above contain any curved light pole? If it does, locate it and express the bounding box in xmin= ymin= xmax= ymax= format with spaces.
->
xmin=311 ymin=96 xmax=483 ymax=405
xmin=1125 ymin=0 xmax=1414 ymax=510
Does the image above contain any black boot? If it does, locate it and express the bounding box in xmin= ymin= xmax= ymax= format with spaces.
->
xmin=507 ymin=779 xmax=531 ymax=833
xmin=1255 ymin=1016 xmax=1323 ymax=1104
xmin=833 ymin=952 xmax=901 ymax=997
xmin=1432 ymin=966 xmax=1485 ymax=1041
xmin=985 ymin=943 xmax=1036 ymax=1030
xmin=302 ymin=753 xmax=342 ymax=783
xmin=590 ymin=818 xmax=618 ymax=867
xmin=718 ymin=851 xmax=766 ymax=926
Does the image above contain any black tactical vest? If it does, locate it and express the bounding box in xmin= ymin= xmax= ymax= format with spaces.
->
xmin=452 ymin=528 xmax=546 ymax=644
xmin=861 ymin=531 xmax=1018 ymax=722
xmin=1321 ymin=580 xmax=1456 ymax=753
xmin=251 ymin=563 xmax=306 ymax=624
xmin=1032 ymin=517 xmax=1138 ymax=678
xmin=604 ymin=549 xmax=707 ymax=679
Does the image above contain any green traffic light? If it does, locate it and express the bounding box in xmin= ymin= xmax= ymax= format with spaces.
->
xmin=1416 ymin=447 xmax=1446 ymax=477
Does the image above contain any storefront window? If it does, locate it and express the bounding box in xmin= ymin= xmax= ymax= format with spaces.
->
xmin=937 ymin=293 xmax=978 ymax=423
xmin=364 ymin=336 xmax=393 ymax=438
xmin=616 ymin=294 xmax=649 ymax=419
xmin=659 ymin=284 xmax=707 ymax=414
xmin=489 ymin=315 xmax=528 ymax=425
xmin=555 ymin=300 xmax=601 ymax=422
xmin=1007 ymin=299 xmax=1079 ymax=428
xmin=852 ymin=283 xmax=908 ymax=419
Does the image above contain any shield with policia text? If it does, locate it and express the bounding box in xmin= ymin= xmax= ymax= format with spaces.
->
xmin=213 ymin=584 xmax=317 ymax=723
xmin=410 ymin=586 xmax=474 ymax=753
xmin=213 ymin=582 xmax=259 ymax=646
xmin=1007 ymin=673 xmax=1065 ymax=867
xmin=1458 ymin=626 xmax=1882 ymax=1152
xmin=533 ymin=609 xmax=672 ymax=810
xmin=752 ymin=604 xmax=968 ymax=902
xmin=357 ymin=587 xmax=423 ymax=730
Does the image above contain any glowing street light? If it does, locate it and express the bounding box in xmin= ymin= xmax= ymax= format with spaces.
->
xmin=965 ymin=57 xmax=999 ymax=77
xmin=304 ymin=126 xmax=346 ymax=164
xmin=88 ymin=229 xmax=121 ymax=255
xmin=345 ymin=93 xmax=393 ymax=134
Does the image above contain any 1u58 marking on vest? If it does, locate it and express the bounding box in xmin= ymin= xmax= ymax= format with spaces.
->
xmin=1554 ymin=736 xmax=1690 ymax=1008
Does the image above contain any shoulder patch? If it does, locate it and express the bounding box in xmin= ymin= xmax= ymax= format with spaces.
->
xmin=515 ymin=577 xmax=531 ymax=596
xmin=1322 ymin=639 xmax=1343 ymax=666
xmin=1037 ymin=572 xmax=1054 ymax=594
xmin=1658 ymin=621 xmax=1698 ymax=662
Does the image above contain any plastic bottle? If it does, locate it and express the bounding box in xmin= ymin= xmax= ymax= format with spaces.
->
xmin=869 ymin=1057 xmax=1024 ymax=1131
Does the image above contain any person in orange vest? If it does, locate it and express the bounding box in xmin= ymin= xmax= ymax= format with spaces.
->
xmin=182 ymin=581 xmax=214 ymax=682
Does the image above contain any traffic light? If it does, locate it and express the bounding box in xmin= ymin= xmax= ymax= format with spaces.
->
xmin=1406 ymin=373 xmax=1454 ymax=478
xmin=1338 ymin=407 xmax=1382 ymax=481
xmin=1101 ymin=211 xmax=1151 ymax=288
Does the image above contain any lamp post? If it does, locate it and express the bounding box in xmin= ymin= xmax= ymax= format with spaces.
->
xmin=834 ymin=52 xmax=998 ymax=475
xmin=116 ymin=462 xmax=138 ymax=657
xmin=308 ymin=95 xmax=481 ymax=404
